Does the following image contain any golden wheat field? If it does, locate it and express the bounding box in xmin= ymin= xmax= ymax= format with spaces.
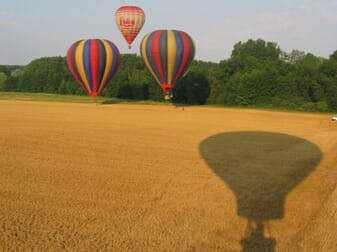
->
xmin=1 ymin=100 xmax=337 ymax=251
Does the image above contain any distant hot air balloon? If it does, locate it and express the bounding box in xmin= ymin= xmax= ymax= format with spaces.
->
xmin=67 ymin=39 xmax=120 ymax=100
xmin=140 ymin=29 xmax=195 ymax=99
xmin=115 ymin=6 xmax=146 ymax=49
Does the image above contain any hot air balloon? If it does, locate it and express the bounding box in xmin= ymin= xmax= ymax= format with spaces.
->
xmin=140 ymin=29 xmax=195 ymax=99
xmin=115 ymin=6 xmax=146 ymax=49
xmin=67 ymin=39 xmax=120 ymax=100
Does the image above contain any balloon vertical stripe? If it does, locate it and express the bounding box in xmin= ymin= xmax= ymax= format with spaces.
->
xmin=67 ymin=41 xmax=88 ymax=93
xmin=96 ymin=40 xmax=106 ymax=88
xmin=183 ymin=33 xmax=196 ymax=76
xmin=75 ymin=40 xmax=91 ymax=94
xmin=67 ymin=39 xmax=120 ymax=99
xmin=167 ymin=30 xmax=177 ymax=84
xmin=151 ymin=31 xmax=166 ymax=84
xmin=146 ymin=32 xmax=162 ymax=84
xmin=83 ymin=40 xmax=93 ymax=91
xmin=89 ymin=39 xmax=99 ymax=93
xmin=159 ymin=31 xmax=168 ymax=81
xmin=98 ymin=40 xmax=112 ymax=94
xmin=173 ymin=31 xmax=185 ymax=81
xmin=172 ymin=31 xmax=193 ymax=84
xmin=99 ymin=41 xmax=120 ymax=94
xmin=140 ymin=29 xmax=195 ymax=94
xmin=140 ymin=34 xmax=161 ymax=85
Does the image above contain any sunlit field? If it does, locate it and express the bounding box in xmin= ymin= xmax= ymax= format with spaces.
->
xmin=1 ymin=100 xmax=337 ymax=251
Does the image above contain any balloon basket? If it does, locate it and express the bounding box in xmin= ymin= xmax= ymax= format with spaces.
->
xmin=90 ymin=96 xmax=98 ymax=105
xmin=164 ymin=91 xmax=173 ymax=100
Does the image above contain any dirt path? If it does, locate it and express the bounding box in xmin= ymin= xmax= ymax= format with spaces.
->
xmin=0 ymin=101 xmax=336 ymax=251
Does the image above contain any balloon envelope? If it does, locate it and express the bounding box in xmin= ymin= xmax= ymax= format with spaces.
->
xmin=140 ymin=30 xmax=195 ymax=95
xmin=115 ymin=6 xmax=146 ymax=49
xmin=67 ymin=39 xmax=120 ymax=99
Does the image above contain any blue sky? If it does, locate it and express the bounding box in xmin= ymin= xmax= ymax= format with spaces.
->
xmin=1 ymin=0 xmax=337 ymax=65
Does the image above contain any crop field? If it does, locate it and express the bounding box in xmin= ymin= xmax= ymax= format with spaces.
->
xmin=1 ymin=100 xmax=337 ymax=251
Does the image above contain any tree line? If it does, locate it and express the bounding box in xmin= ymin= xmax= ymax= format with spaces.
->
xmin=1 ymin=38 xmax=337 ymax=112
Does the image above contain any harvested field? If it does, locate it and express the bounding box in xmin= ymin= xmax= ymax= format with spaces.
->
xmin=0 ymin=100 xmax=337 ymax=251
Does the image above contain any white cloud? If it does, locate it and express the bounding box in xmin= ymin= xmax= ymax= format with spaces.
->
xmin=0 ymin=11 xmax=19 ymax=29
xmin=316 ymin=3 xmax=337 ymax=23
xmin=1 ymin=1 xmax=336 ymax=64
xmin=195 ymin=1 xmax=337 ymax=62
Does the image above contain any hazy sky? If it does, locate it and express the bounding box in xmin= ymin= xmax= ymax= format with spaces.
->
xmin=1 ymin=0 xmax=337 ymax=65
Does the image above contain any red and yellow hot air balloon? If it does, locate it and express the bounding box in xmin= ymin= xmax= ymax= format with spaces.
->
xmin=66 ymin=39 xmax=120 ymax=100
xmin=115 ymin=5 xmax=146 ymax=49
xmin=140 ymin=29 xmax=195 ymax=99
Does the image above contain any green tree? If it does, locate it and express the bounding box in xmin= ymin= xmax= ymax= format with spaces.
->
xmin=172 ymin=72 xmax=210 ymax=105
xmin=281 ymin=50 xmax=306 ymax=63
xmin=329 ymin=50 xmax=337 ymax=62
xmin=0 ymin=65 xmax=10 ymax=76
xmin=16 ymin=57 xmax=66 ymax=93
xmin=231 ymin=39 xmax=281 ymax=62
xmin=3 ymin=76 xmax=18 ymax=91
xmin=0 ymin=72 xmax=7 ymax=90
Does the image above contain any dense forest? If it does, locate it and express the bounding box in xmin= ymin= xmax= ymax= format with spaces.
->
xmin=1 ymin=38 xmax=337 ymax=112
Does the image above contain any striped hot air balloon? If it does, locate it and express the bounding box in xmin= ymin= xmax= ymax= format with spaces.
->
xmin=66 ymin=39 xmax=120 ymax=100
xmin=115 ymin=6 xmax=146 ymax=49
xmin=140 ymin=30 xmax=195 ymax=98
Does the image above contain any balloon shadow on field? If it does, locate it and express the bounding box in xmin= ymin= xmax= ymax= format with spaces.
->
xmin=199 ymin=131 xmax=322 ymax=252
